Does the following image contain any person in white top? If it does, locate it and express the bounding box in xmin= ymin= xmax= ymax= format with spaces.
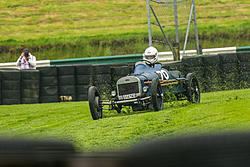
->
xmin=16 ymin=48 xmax=36 ymax=70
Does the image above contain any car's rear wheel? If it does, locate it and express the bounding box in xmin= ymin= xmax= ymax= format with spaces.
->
xmin=151 ymin=78 xmax=163 ymax=111
xmin=186 ymin=73 xmax=200 ymax=103
xmin=88 ymin=86 xmax=103 ymax=120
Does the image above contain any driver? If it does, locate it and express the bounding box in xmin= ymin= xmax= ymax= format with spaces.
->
xmin=143 ymin=46 xmax=159 ymax=67
xmin=135 ymin=46 xmax=159 ymax=68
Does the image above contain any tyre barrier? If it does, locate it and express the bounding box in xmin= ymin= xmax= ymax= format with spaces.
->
xmin=92 ymin=64 xmax=112 ymax=98
xmin=21 ymin=70 xmax=40 ymax=104
xmin=57 ymin=66 xmax=76 ymax=102
xmin=0 ymin=75 xmax=1 ymax=105
xmin=0 ymin=70 xmax=21 ymax=105
xmin=162 ymin=61 xmax=183 ymax=71
xmin=219 ymin=53 xmax=240 ymax=90
xmin=0 ymin=52 xmax=249 ymax=105
xmin=182 ymin=56 xmax=205 ymax=92
xmin=203 ymin=65 xmax=223 ymax=92
xmin=111 ymin=64 xmax=133 ymax=85
xmin=201 ymin=55 xmax=222 ymax=92
xmin=237 ymin=52 xmax=250 ymax=88
xmin=37 ymin=67 xmax=59 ymax=103
xmin=75 ymin=64 xmax=93 ymax=101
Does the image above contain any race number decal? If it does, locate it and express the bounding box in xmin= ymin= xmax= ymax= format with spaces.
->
xmin=156 ymin=70 xmax=169 ymax=80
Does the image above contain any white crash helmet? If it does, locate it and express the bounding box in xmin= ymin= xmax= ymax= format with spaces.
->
xmin=143 ymin=46 xmax=159 ymax=64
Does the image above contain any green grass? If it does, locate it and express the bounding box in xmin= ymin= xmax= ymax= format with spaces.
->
xmin=0 ymin=0 xmax=249 ymax=62
xmin=0 ymin=88 xmax=249 ymax=152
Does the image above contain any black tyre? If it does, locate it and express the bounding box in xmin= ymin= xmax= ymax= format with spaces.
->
xmin=21 ymin=70 xmax=40 ymax=80
xmin=57 ymin=66 xmax=75 ymax=75
xmin=58 ymin=75 xmax=75 ymax=86
xmin=186 ymin=73 xmax=200 ymax=103
xmin=39 ymin=96 xmax=59 ymax=103
xmin=22 ymin=89 xmax=39 ymax=98
xmin=59 ymin=85 xmax=75 ymax=94
xmin=2 ymin=80 xmax=20 ymax=90
xmin=75 ymin=65 xmax=92 ymax=75
xmin=92 ymin=64 xmax=111 ymax=74
xmin=0 ymin=80 xmax=2 ymax=105
xmin=21 ymin=98 xmax=39 ymax=104
xmin=0 ymin=70 xmax=20 ymax=80
xmin=76 ymin=75 xmax=92 ymax=85
xmin=77 ymin=94 xmax=88 ymax=101
xmin=40 ymin=86 xmax=58 ymax=96
xmin=202 ymin=54 xmax=220 ymax=66
xmin=88 ymin=86 xmax=103 ymax=120
xmin=22 ymin=80 xmax=40 ymax=89
xmin=151 ymin=78 xmax=163 ymax=111
xmin=37 ymin=67 xmax=57 ymax=76
xmin=40 ymin=76 xmax=58 ymax=86
xmin=2 ymin=99 xmax=20 ymax=105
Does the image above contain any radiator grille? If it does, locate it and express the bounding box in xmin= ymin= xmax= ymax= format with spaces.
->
xmin=118 ymin=82 xmax=139 ymax=96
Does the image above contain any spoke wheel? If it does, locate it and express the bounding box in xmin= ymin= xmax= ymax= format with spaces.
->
xmin=186 ymin=73 xmax=200 ymax=103
xmin=88 ymin=86 xmax=103 ymax=120
xmin=151 ymin=78 xmax=163 ymax=111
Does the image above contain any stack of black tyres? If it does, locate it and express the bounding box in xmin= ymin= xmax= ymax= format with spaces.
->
xmin=21 ymin=70 xmax=40 ymax=104
xmin=219 ymin=53 xmax=240 ymax=90
xmin=202 ymin=54 xmax=222 ymax=92
xmin=57 ymin=66 xmax=76 ymax=101
xmin=182 ymin=56 xmax=205 ymax=92
xmin=92 ymin=64 xmax=112 ymax=98
xmin=0 ymin=70 xmax=21 ymax=105
xmin=38 ymin=67 xmax=59 ymax=103
xmin=237 ymin=51 xmax=250 ymax=88
xmin=75 ymin=64 xmax=92 ymax=101
xmin=111 ymin=64 xmax=133 ymax=90
xmin=162 ymin=61 xmax=183 ymax=72
xmin=0 ymin=72 xmax=2 ymax=105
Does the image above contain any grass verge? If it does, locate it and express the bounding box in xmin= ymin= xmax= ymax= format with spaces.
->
xmin=0 ymin=88 xmax=249 ymax=152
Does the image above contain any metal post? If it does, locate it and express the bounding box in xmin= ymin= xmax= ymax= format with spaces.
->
xmin=150 ymin=5 xmax=177 ymax=60
xmin=183 ymin=3 xmax=194 ymax=56
xmin=146 ymin=0 xmax=152 ymax=46
xmin=174 ymin=0 xmax=179 ymax=43
xmin=192 ymin=0 xmax=200 ymax=55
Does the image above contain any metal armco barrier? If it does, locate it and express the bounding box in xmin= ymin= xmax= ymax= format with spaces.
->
xmin=50 ymin=54 xmax=142 ymax=66
xmin=0 ymin=60 xmax=50 ymax=69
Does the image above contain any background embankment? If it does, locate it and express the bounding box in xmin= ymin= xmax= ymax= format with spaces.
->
xmin=0 ymin=0 xmax=249 ymax=62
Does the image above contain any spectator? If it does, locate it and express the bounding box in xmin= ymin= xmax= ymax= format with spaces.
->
xmin=16 ymin=48 xmax=36 ymax=70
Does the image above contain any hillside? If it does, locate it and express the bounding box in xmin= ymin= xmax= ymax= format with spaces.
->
xmin=0 ymin=0 xmax=249 ymax=62
xmin=0 ymin=89 xmax=249 ymax=152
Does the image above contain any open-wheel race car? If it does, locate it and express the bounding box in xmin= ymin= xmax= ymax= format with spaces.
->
xmin=88 ymin=47 xmax=200 ymax=120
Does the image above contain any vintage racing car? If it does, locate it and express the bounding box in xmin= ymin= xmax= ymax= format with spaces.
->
xmin=88 ymin=59 xmax=200 ymax=120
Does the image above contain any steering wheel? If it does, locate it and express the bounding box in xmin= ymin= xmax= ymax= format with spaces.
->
xmin=140 ymin=59 xmax=153 ymax=66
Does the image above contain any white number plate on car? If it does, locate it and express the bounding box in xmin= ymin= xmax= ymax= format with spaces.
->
xmin=123 ymin=93 xmax=136 ymax=99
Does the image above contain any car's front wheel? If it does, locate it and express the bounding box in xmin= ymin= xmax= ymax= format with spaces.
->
xmin=88 ymin=86 xmax=103 ymax=120
xmin=151 ymin=78 xmax=163 ymax=111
